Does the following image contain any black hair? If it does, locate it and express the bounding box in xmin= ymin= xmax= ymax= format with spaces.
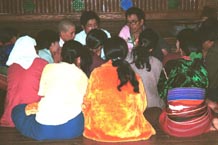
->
xmin=177 ymin=28 xmax=196 ymax=44
xmin=0 ymin=27 xmax=18 ymax=44
xmin=61 ymin=40 xmax=92 ymax=76
xmin=177 ymin=29 xmax=203 ymax=70
xmin=80 ymin=11 xmax=100 ymax=26
xmin=86 ymin=29 xmax=107 ymax=50
xmin=125 ymin=7 xmax=145 ymax=22
xmin=197 ymin=18 xmax=218 ymax=43
xmin=104 ymin=36 xmax=139 ymax=92
xmin=35 ymin=29 xmax=59 ymax=50
xmin=206 ymin=88 xmax=218 ymax=102
xmin=132 ymin=28 xmax=158 ymax=71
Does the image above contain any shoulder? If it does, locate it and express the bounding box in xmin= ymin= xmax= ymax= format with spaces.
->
xmin=119 ymin=25 xmax=130 ymax=35
xmin=75 ymin=30 xmax=85 ymax=37
xmin=100 ymin=29 xmax=111 ymax=38
xmin=34 ymin=57 xmax=48 ymax=65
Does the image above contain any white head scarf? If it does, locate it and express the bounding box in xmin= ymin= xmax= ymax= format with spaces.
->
xmin=6 ymin=35 xmax=39 ymax=69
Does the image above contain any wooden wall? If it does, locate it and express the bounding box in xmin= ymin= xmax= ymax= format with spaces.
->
xmin=0 ymin=0 xmax=217 ymax=38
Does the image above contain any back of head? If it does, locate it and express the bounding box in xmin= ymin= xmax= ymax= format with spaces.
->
xmin=36 ymin=29 xmax=59 ymax=50
xmin=62 ymin=40 xmax=92 ymax=74
xmin=58 ymin=19 xmax=75 ymax=33
xmin=104 ymin=36 xmax=139 ymax=92
xmin=86 ymin=29 xmax=107 ymax=50
xmin=104 ymin=36 xmax=128 ymax=65
xmin=138 ymin=28 xmax=158 ymax=51
xmin=177 ymin=28 xmax=195 ymax=43
xmin=61 ymin=40 xmax=83 ymax=63
xmin=177 ymin=29 xmax=203 ymax=70
xmin=125 ymin=7 xmax=145 ymax=21
xmin=80 ymin=11 xmax=100 ymax=26
xmin=177 ymin=28 xmax=200 ymax=55
xmin=133 ymin=28 xmax=159 ymax=70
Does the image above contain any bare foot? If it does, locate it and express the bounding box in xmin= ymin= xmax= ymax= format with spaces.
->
xmin=210 ymin=118 xmax=218 ymax=131
xmin=206 ymin=99 xmax=218 ymax=113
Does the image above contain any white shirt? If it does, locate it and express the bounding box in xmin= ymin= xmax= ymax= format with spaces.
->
xmin=59 ymin=38 xmax=65 ymax=48
xmin=36 ymin=62 xmax=88 ymax=125
xmin=74 ymin=29 xmax=111 ymax=45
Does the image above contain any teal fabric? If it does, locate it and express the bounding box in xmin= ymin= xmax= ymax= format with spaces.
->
xmin=158 ymin=57 xmax=208 ymax=101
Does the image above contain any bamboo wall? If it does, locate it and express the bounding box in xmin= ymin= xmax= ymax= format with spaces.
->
xmin=0 ymin=0 xmax=216 ymax=39
xmin=0 ymin=0 xmax=206 ymax=14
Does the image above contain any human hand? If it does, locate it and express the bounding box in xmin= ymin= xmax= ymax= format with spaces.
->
xmin=25 ymin=102 xmax=38 ymax=116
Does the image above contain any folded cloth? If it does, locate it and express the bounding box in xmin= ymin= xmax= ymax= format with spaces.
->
xmin=159 ymin=87 xmax=213 ymax=137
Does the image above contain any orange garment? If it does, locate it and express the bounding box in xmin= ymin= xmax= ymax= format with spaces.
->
xmin=82 ymin=60 xmax=156 ymax=142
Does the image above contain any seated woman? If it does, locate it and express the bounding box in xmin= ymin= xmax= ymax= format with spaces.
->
xmin=11 ymin=40 xmax=89 ymax=140
xmin=126 ymin=28 xmax=165 ymax=108
xmin=82 ymin=36 xmax=155 ymax=142
xmin=158 ymin=29 xmax=215 ymax=137
xmin=85 ymin=29 xmax=107 ymax=77
xmin=0 ymin=35 xmax=48 ymax=127
xmin=162 ymin=29 xmax=195 ymax=66
xmin=36 ymin=29 xmax=61 ymax=63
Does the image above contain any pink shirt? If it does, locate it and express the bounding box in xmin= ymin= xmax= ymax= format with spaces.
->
xmin=119 ymin=25 xmax=135 ymax=52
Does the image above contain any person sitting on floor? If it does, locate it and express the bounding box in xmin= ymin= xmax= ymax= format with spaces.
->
xmin=58 ymin=19 xmax=76 ymax=47
xmin=36 ymin=29 xmax=61 ymax=63
xmin=82 ymin=36 xmax=155 ymax=142
xmin=162 ymin=28 xmax=195 ymax=66
xmin=11 ymin=39 xmax=89 ymax=141
xmin=118 ymin=7 xmax=170 ymax=61
xmin=85 ymin=29 xmax=107 ymax=77
xmin=74 ymin=10 xmax=111 ymax=60
xmin=126 ymin=28 xmax=165 ymax=108
xmin=197 ymin=18 xmax=218 ymax=90
xmin=0 ymin=35 xmax=48 ymax=127
xmin=158 ymin=29 xmax=216 ymax=137
xmin=0 ymin=27 xmax=19 ymax=75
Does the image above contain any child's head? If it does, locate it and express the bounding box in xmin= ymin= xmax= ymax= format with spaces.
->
xmin=86 ymin=29 xmax=107 ymax=56
xmin=176 ymin=28 xmax=200 ymax=56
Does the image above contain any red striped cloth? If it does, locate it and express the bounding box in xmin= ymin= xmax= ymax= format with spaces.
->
xmin=159 ymin=87 xmax=213 ymax=137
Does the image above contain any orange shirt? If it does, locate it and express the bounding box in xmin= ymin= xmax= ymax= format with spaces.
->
xmin=82 ymin=60 xmax=155 ymax=142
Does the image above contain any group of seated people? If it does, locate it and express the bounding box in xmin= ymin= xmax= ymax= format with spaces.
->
xmin=0 ymin=6 xmax=218 ymax=142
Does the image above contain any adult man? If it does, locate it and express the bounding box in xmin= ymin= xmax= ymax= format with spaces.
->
xmin=119 ymin=7 xmax=170 ymax=61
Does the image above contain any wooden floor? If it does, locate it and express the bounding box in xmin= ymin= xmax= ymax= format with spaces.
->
xmin=1 ymin=123 xmax=218 ymax=145
xmin=0 ymin=91 xmax=218 ymax=145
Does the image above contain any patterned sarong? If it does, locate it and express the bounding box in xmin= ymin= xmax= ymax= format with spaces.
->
xmin=159 ymin=87 xmax=212 ymax=137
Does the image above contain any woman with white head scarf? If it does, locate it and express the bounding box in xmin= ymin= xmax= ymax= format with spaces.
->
xmin=0 ymin=35 xmax=48 ymax=127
